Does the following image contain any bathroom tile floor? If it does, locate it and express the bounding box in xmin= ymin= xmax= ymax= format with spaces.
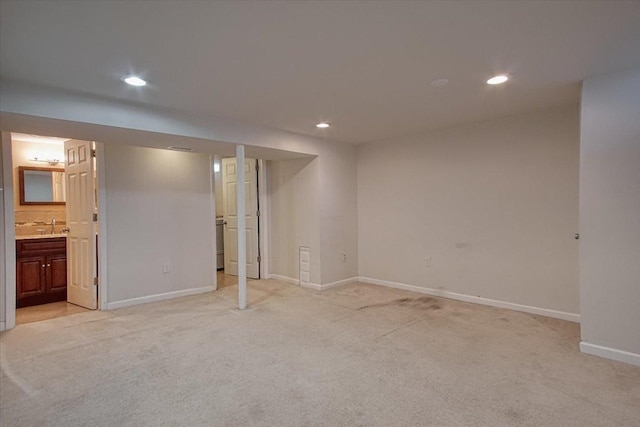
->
xmin=15 ymin=301 xmax=90 ymax=325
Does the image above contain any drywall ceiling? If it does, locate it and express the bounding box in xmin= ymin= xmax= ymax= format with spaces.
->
xmin=1 ymin=1 xmax=639 ymax=144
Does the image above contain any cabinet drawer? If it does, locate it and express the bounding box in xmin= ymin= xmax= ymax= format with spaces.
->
xmin=17 ymin=238 xmax=66 ymax=257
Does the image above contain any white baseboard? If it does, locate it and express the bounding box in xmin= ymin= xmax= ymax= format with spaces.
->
xmin=269 ymin=273 xmax=355 ymax=291
xmin=106 ymin=286 xmax=216 ymax=310
xmin=358 ymin=276 xmax=580 ymax=323
xmin=320 ymin=276 xmax=359 ymax=290
xmin=0 ymin=321 xmax=5 ymax=332
xmin=269 ymin=274 xmax=324 ymax=290
xmin=301 ymin=282 xmax=322 ymax=291
xmin=269 ymin=274 xmax=299 ymax=285
xmin=580 ymin=342 xmax=640 ymax=366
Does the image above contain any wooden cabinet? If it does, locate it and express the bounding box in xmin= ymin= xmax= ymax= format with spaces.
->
xmin=16 ymin=238 xmax=67 ymax=308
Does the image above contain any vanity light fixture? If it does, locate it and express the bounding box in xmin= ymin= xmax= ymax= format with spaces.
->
xmin=315 ymin=122 xmax=330 ymax=129
xmin=487 ymin=75 xmax=509 ymax=85
xmin=123 ymin=75 xmax=147 ymax=86
xmin=31 ymin=156 xmax=64 ymax=166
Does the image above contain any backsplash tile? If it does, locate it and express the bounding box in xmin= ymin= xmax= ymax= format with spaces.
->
xmin=15 ymin=210 xmax=67 ymax=236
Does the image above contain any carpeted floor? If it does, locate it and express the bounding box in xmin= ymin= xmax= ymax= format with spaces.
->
xmin=1 ymin=279 xmax=639 ymax=426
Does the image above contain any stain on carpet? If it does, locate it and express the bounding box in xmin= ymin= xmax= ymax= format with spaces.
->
xmin=358 ymin=297 xmax=441 ymax=311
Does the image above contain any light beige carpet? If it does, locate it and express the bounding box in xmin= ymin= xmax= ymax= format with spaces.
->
xmin=1 ymin=280 xmax=639 ymax=426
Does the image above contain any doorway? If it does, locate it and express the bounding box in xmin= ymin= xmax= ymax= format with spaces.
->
xmin=215 ymin=156 xmax=267 ymax=286
xmin=6 ymin=133 xmax=105 ymax=327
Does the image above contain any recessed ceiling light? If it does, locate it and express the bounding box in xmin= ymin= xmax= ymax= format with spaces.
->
xmin=316 ymin=122 xmax=330 ymax=129
xmin=123 ymin=76 xmax=147 ymax=86
xmin=487 ymin=75 xmax=509 ymax=85
xmin=430 ymin=78 xmax=449 ymax=87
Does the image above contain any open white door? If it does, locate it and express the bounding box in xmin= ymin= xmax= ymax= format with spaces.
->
xmin=64 ymin=140 xmax=97 ymax=309
xmin=222 ymin=157 xmax=259 ymax=279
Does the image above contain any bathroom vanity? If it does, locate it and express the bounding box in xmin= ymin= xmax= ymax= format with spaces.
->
xmin=16 ymin=236 xmax=67 ymax=308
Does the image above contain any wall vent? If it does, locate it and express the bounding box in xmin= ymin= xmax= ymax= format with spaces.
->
xmin=167 ymin=146 xmax=192 ymax=152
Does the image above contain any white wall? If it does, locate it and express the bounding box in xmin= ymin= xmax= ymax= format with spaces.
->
xmin=214 ymin=156 xmax=223 ymax=218
xmin=579 ymin=69 xmax=640 ymax=365
xmin=268 ymin=139 xmax=359 ymax=288
xmin=104 ymin=144 xmax=215 ymax=305
xmin=268 ymin=157 xmax=321 ymax=285
xmin=0 ymin=136 xmax=5 ymax=327
xmin=318 ymin=143 xmax=358 ymax=285
xmin=358 ymin=106 xmax=580 ymax=318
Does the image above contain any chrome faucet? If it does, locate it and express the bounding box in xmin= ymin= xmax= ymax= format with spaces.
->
xmin=51 ymin=218 xmax=56 ymax=234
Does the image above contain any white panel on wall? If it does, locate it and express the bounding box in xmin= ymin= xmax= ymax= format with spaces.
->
xmin=299 ymin=246 xmax=310 ymax=285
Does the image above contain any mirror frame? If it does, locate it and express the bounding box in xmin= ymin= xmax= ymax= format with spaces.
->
xmin=18 ymin=166 xmax=66 ymax=206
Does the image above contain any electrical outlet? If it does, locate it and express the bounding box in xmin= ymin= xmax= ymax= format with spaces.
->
xmin=342 ymin=253 xmax=347 ymax=263
xmin=163 ymin=262 xmax=171 ymax=273
xmin=425 ymin=256 xmax=432 ymax=267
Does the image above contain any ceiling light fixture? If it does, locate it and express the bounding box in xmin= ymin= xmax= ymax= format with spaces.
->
xmin=316 ymin=122 xmax=330 ymax=129
xmin=487 ymin=75 xmax=509 ymax=85
xmin=123 ymin=76 xmax=147 ymax=87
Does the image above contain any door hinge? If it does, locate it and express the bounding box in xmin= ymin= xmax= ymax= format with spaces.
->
xmin=255 ymin=162 xmax=259 ymax=172
xmin=93 ymin=277 xmax=98 ymax=286
xmin=257 ymin=255 xmax=261 ymax=263
xmin=93 ymin=213 xmax=98 ymax=222
xmin=256 ymin=210 xmax=260 ymax=217
xmin=91 ymin=149 xmax=96 ymax=158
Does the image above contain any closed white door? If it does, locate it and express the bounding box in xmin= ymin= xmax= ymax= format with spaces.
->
xmin=64 ymin=139 xmax=97 ymax=309
xmin=222 ymin=158 xmax=259 ymax=279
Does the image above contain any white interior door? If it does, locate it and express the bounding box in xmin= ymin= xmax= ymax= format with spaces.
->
xmin=64 ymin=140 xmax=97 ymax=309
xmin=222 ymin=157 xmax=259 ymax=279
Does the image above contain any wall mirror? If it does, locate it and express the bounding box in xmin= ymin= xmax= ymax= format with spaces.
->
xmin=19 ymin=166 xmax=66 ymax=205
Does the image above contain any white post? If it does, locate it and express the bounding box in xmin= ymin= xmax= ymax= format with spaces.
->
xmin=236 ymin=145 xmax=247 ymax=310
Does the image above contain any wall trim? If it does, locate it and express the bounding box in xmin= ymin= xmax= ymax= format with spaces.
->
xmin=0 ymin=321 xmax=5 ymax=332
xmin=1 ymin=133 xmax=16 ymax=331
xmin=106 ymin=286 xmax=216 ymax=310
xmin=321 ymin=276 xmax=359 ymax=290
xmin=269 ymin=274 xmax=298 ymax=285
xmin=269 ymin=274 xmax=323 ymax=290
xmin=580 ymin=342 xmax=640 ymax=366
xmin=358 ymin=276 xmax=580 ymax=323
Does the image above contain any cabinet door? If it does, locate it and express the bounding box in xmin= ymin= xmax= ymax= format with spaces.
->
xmin=46 ymin=254 xmax=67 ymax=293
xmin=17 ymin=256 xmax=46 ymax=299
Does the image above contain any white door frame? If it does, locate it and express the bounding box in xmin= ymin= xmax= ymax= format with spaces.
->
xmin=1 ymin=132 xmax=16 ymax=331
xmin=95 ymin=142 xmax=109 ymax=310
xmin=257 ymin=159 xmax=269 ymax=280
xmin=0 ymin=135 xmax=109 ymax=329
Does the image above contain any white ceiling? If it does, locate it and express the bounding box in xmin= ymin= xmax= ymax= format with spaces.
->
xmin=1 ymin=1 xmax=639 ymax=144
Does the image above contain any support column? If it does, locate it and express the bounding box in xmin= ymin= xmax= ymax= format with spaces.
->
xmin=236 ymin=145 xmax=247 ymax=310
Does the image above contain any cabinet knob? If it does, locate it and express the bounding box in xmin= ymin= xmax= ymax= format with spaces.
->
xmin=47 ymin=264 xmax=51 ymax=267
xmin=42 ymin=265 xmax=45 ymax=268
